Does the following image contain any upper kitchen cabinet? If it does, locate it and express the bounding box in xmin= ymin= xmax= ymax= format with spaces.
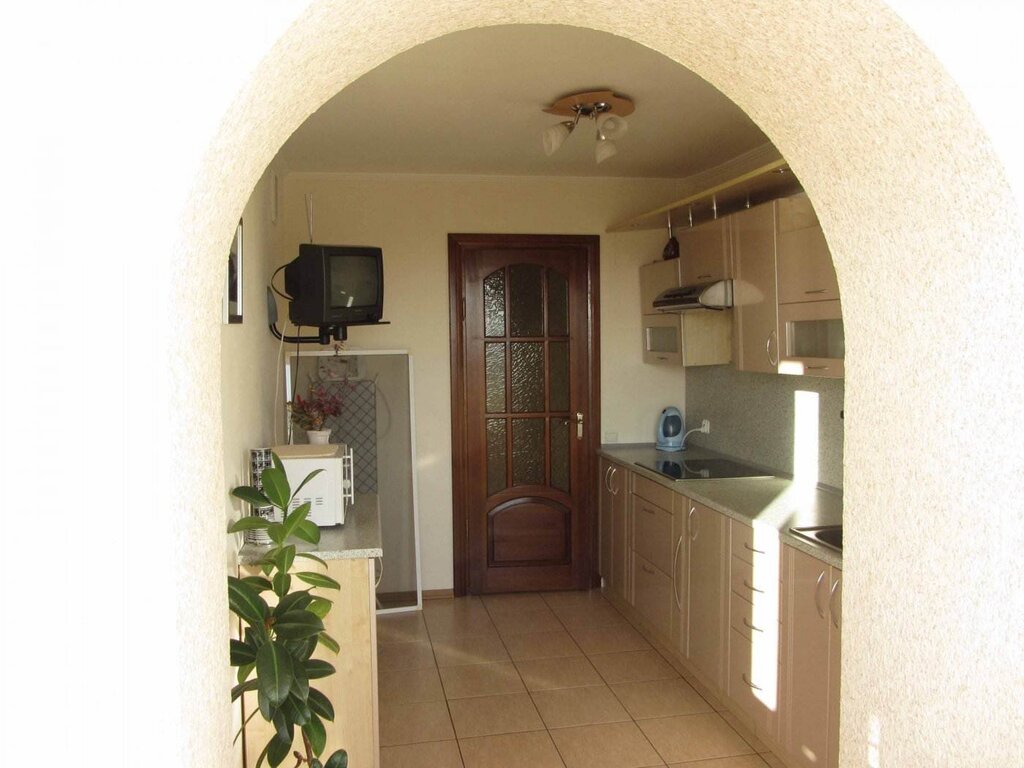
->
xmin=731 ymin=202 xmax=780 ymax=375
xmin=776 ymin=194 xmax=839 ymax=304
xmin=679 ymin=217 xmax=730 ymax=285
xmin=639 ymin=259 xmax=731 ymax=367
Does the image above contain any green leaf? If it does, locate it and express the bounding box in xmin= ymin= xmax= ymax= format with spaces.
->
xmin=274 ymin=590 xmax=312 ymax=616
xmin=231 ymin=485 xmax=272 ymax=509
xmin=260 ymin=467 xmax=291 ymax=510
xmin=272 ymin=545 xmax=296 ymax=574
xmin=272 ymin=708 xmax=293 ymax=746
xmin=230 ymin=678 xmax=259 ymax=702
xmin=256 ymin=642 xmax=294 ymax=705
xmin=296 ymin=551 xmax=328 ymax=568
xmin=307 ymin=687 xmax=334 ymax=722
xmin=290 ymin=468 xmax=324 ymax=502
xmin=279 ymin=502 xmax=311 ymax=542
xmin=257 ymin=687 xmax=274 ymax=721
xmin=267 ymin=522 xmax=286 ymax=545
xmin=230 ymin=639 xmax=257 ymax=666
xmin=282 ymin=694 xmax=311 ymax=726
xmin=293 ymin=519 xmax=321 ymax=545
xmin=295 ymin=572 xmax=341 ymax=590
xmin=307 ymin=597 xmax=332 ymax=619
xmin=266 ymin=733 xmax=293 ymax=768
xmin=286 ymin=635 xmax=319 ymax=663
xmin=261 ymin=560 xmax=274 ymax=577
xmin=323 ymin=749 xmax=348 ymax=768
xmin=272 ymin=571 xmax=291 ymax=598
xmin=310 ymin=760 xmax=324 ymax=768
xmin=228 ymin=515 xmax=271 ymax=533
xmin=303 ymin=713 xmax=327 ymax=757
xmin=228 ymin=577 xmax=269 ymax=626
xmin=304 ymin=659 xmax=335 ymax=680
xmin=236 ymin=662 xmax=255 ymax=685
xmin=241 ymin=576 xmax=273 ymax=592
xmin=291 ymin=659 xmax=310 ymax=701
xmin=273 ymin=610 xmax=324 ymax=640
xmin=272 ymin=451 xmax=287 ymax=473
xmin=317 ymin=632 xmax=340 ymax=654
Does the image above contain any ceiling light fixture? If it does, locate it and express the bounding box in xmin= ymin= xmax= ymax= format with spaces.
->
xmin=541 ymin=90 xmax=635 ymax=164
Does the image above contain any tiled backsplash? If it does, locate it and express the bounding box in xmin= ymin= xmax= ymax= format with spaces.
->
xmin=684 ymin=366 xmax=845 ymax=489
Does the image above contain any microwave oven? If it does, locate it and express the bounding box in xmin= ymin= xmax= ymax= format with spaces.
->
xmin=273 ymin=443 xmax=354 ymax=526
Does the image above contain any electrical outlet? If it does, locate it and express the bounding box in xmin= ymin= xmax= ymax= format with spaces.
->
xmin=701 ymin=419 xmax=711 ymax=434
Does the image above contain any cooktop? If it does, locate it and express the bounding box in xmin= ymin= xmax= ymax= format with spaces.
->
xmin=634 ymin=457 xmax=771 ymax=481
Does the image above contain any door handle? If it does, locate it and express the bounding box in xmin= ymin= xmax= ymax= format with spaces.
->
xmin=576 ymin=412 xmax=584 ymax=440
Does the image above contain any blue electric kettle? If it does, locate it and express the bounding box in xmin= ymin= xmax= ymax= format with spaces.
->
xmin=656 ymin=407 xmax=685 ymax=452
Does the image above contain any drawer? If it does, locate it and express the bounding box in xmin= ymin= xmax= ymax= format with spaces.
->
xmin=632 ymin=553 xmax=673 ymax=640
xmin=633 ymin=473 xmax=676 ymax=511
xmin=728 ymin=627 xmax=777 ymax=727
xmin=632 ymin=495 xmax=674 ymax=574
xmin=730 ymin=555 xmax=780 ymax=603
xmin=730 ymin=519 xmax=779 ymax=566
xmin=730 ymin=590 xmax=778 ymax=640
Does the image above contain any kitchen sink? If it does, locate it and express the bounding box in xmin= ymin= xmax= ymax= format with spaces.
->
xmin=790 ymin=525 xmax=843 ymax=553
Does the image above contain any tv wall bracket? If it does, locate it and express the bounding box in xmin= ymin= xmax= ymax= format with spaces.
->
xmin=266 ymin=287 xmax=389 ymax=345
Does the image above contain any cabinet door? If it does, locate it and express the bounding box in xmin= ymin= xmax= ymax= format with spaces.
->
xmin=827 ymin=569 xmax=842 ymax=768
xmin=731 ymin=202 xmax=779 ymax=374
xmin=598 ymin=458 xmax=616 ymax=580
xmin=781 ymin=546 xmax=831 ymax=768
xmin=686 ymin=500 xmax=727 ymax=690
xmin=670 ymin=496 xmax=689 ymax=655
xmin=640 ymin=259 xmax=681 ymax=313
xmin=679 ymin=217 xmax=730 ymax=285
xmin=776 ymin=194 xmax=839 ymax=305
xmin=610 ymin=465 xmax=631 ymax=605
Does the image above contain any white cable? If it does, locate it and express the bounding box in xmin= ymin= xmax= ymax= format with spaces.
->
xmin=273 ymin=313 xmax=288 ymax=445
xmin=305 ymin=194 xmax=314 ymax=243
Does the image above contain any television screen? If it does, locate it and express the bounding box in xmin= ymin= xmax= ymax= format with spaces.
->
xmin=329 ymin=253 xmax=379 ymax=309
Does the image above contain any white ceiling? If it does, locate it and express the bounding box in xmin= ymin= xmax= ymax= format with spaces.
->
xmin=276 ymin=25 xmax=771 ymax=178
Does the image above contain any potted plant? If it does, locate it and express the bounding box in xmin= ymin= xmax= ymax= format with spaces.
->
xmin=290 ymin=385 xmax=343 ymax=444
xmin=228 ymin=454 xmax=348 ymax=768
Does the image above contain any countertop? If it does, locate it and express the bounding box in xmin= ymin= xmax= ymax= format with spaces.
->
xmin=238 ymin=492 xmax=383 ymax=565
xmin=600 ymin=444 xmax=843 ymax=568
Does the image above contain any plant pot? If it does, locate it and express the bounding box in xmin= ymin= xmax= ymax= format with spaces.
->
xmin=307 ymin=429 xmax=332 ymax=445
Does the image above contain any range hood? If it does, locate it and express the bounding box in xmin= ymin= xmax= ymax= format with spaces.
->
xmin=654 ymin=280 xmax=734 ymax=312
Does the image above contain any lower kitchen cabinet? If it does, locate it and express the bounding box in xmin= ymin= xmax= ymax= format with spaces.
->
xmin=684 ymin=499 xmax=729 ymax=691
xmin=630 ymin=475 xmax=676 ymax=640
xmin=599 ymin=458 xmax=631 ymax=605
xmin=781 ymin=545 xmax=842 ymax=768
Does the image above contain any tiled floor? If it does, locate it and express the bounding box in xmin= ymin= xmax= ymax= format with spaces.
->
xmin=377 ymin=590 xmax=786 ymax=768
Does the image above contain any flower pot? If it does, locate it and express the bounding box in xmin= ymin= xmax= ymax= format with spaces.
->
xmin=307 ymin=429 xmax=332 ymax=445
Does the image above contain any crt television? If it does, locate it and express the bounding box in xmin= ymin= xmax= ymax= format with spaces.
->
xmin=284 ymin=244 xmax=384 ymax=327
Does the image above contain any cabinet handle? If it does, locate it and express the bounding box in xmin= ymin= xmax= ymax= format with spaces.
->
xmin=804 ymin=289 xmax=827 ymax=295
xmin=609 ymin=467 xmax=618 ymax=495
xmin=641 ymin=563 xmax=656 ymax=575
xmin=697 ymin=273 xmax=712 ymax=280
xmin=642 ymin=506 xmax=656 ymax=516
xmin=742 ymin=578 xmax=764 ymax=595
xmin=766 ymin=330 xmax=779 ymax=367
xmin=742 ymin=617 xmax=763 ymax=633
xmin=687 ymin=506 xmax=699 ymax=540
xmin=604 ymin=466 xmax=613 ymax=493
xmin=814 ymin=571 xmax=827 ymax=619
xmin=672 ymin=535 xmax=683 ymax=610
xmin=741 ymin=673 xmax=763 ymax=691
xmin=743 ymin=541 xmax=765 ymax=555
xmin=806 ymin=365 xmax=829 ymax=371
xmin=829 ymin=576 xmax=841 ymax=629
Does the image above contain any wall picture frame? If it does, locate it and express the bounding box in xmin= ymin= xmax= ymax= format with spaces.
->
xmin=225 ymin=219 xmax=243 ymax=324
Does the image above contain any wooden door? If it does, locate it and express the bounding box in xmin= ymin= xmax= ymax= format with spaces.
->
xmin=449 ymin=234 xmax=600 ymax=595
xmin=732 ymin=202 xmax=779 ymax=374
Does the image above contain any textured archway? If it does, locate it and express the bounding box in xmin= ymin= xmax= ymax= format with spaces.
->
xmin=177 ymin=2 xmax=1023 ymax=765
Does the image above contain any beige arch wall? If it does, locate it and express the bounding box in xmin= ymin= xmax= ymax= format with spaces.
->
xmin=179 ymin=1 xmax=1024 ymax=765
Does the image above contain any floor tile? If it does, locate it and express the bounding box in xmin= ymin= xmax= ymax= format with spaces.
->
xmin=549 ymin=721 xmax=664 ymax=768
xmin=515 ymin=656 xmax=604 ymax=691
xmin=380 ymin=740 xmax=464 ymax=768
xmin=377 ymin=640 xmax=436 ymax=671
xmin=758 ymin=753 xmax=787 ymax=768
xmin=432 ymin=633 xmax=510 ymax=667
xmin=610 ymin=678 xmax=713 ymax=719
xmin=379 ymin=700 xmax=455 ymax=746
xmin=569 ymin=625 xmax=651 ymax=655
xmin=491 ymin=606 xmax=564 ymax=635
xmin=531 ymin=684 xmax=630 ymax=729
xmin=377 ymin=612 xmax=429 ymax=644
xmin=541 ymin=590 xmax=611 ymax=611
xmin=589 ymin=650 xmax=679 ymax=685
xmin=482 ymin=593 xmax=548 ymax=613
xmin=447 ymin=692 xmax=544 ymax=738
xmin=377 ymin=666 xmax=445 ymax=704
xmin=459 ymin=730 xmax=565 ymax=768
xmin=439 ymin=661 xmax=525 ymax=699
xmin=502 ymin=630 xmax=583 ymax=661
xmin=425 ymin=606 xmax=498 ymax=641
xmin=719 ymin=710 xmax=768 ymax=753
xmin=666 ymin=756 xmax=769 ymax=768
xmin=551 ymin=603 xmax=630 ymax=631
xmin=638 ymin=713 xmax=755 ymax=764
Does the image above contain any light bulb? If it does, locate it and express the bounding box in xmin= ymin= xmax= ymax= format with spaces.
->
xmin=542 ymin=121 xmax=574 ymax=156
xmin=597 ymin=113 xmax=629 ymax=140
xmin=595 ymin=137 xmax=618 ymax=164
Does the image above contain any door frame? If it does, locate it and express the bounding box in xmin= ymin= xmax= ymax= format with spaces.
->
xmin=448 ymin=233 xmax=601 ymax=596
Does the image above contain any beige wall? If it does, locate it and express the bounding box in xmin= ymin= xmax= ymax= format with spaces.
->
xmin=7 ymin=3 xmax=1024 ymax=768
xmin=276 ymin=172 xmax=688 ymax=589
